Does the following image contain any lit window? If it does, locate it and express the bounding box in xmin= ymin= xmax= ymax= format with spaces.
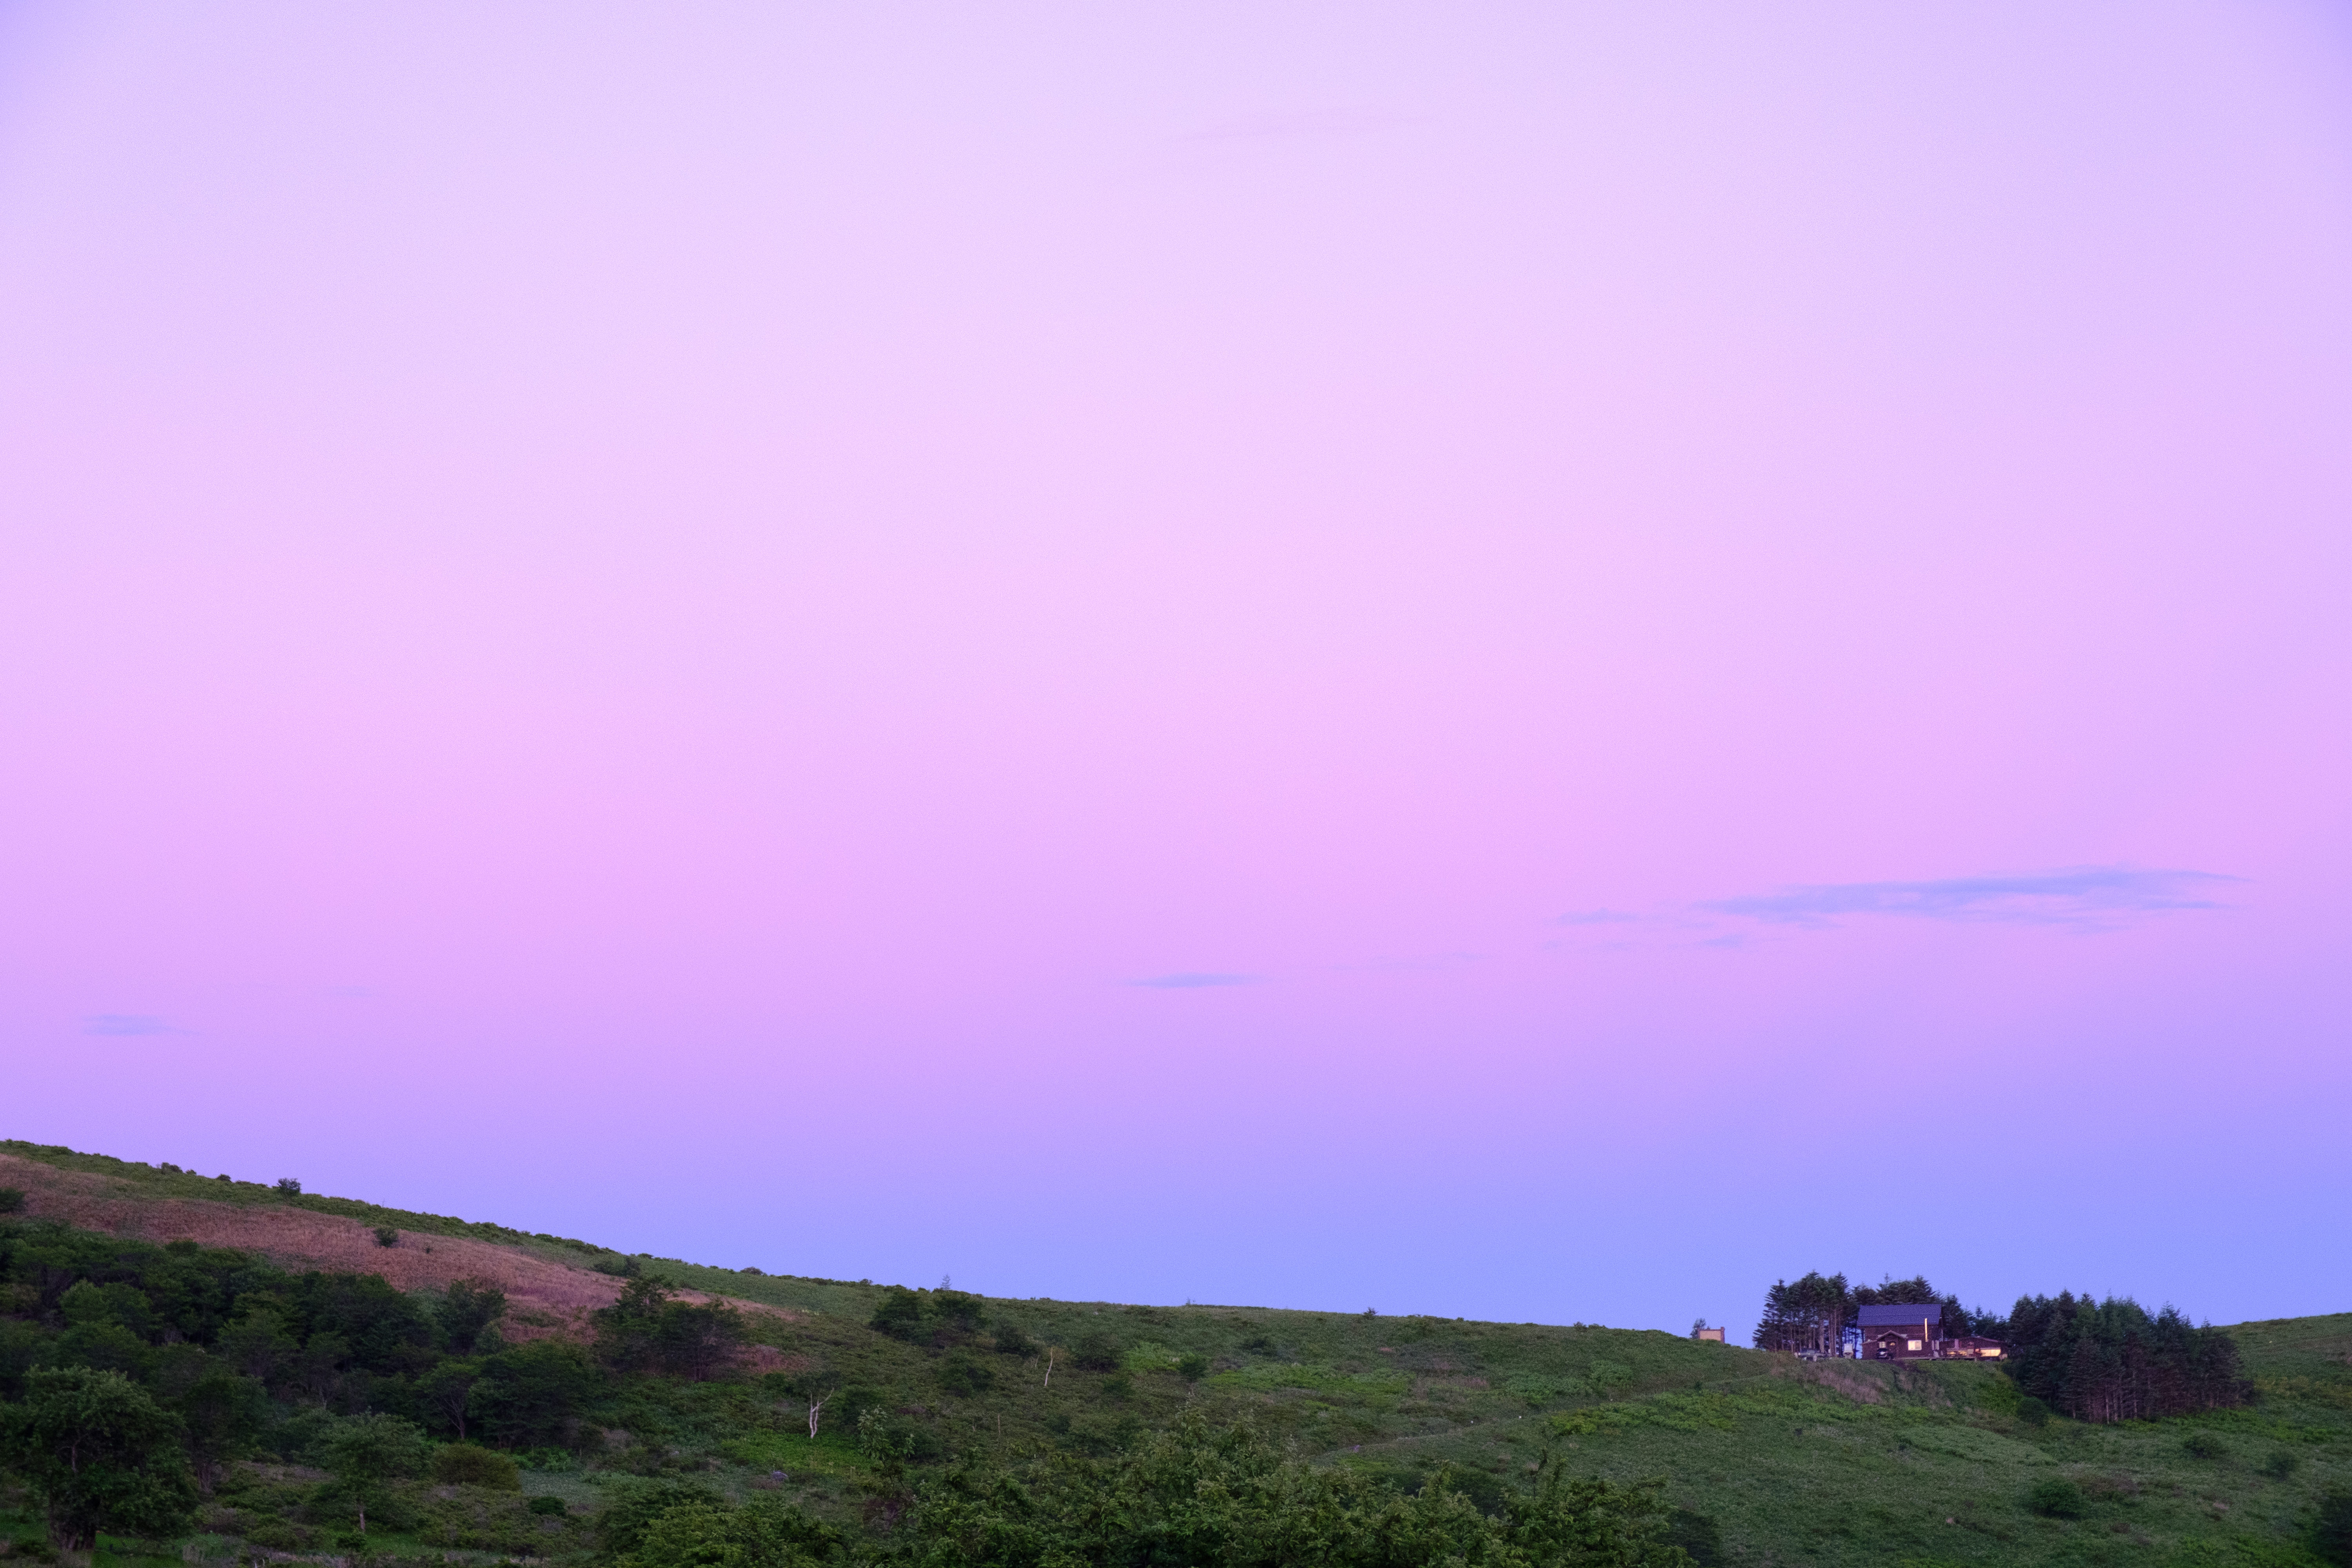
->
xmin=1906 ymin=1339 xmax=1922 ymax=1351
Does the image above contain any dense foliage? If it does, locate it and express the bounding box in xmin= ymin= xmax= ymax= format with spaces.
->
xmin=617 ymin=1415 xmax=1690 ymax=1568
xmin=2002 ymin=1291 xmax=2249 ymax=1422
xmin=0 ymin=1219 xmax=746 ymax=1552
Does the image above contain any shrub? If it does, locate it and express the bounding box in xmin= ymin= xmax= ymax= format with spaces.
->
xmin=373 ymin=1226 xmax=398 ymax=1248
xmin=2016 ymin=1395 xmax=2051 ymax=1427
xmin=2027 ymin=1479 xmax=2085 ymax=1519
xmin=936 ymin=1354 xmax=995 ymax=1398
xmin=2262 ymin=1451 xmax=2303 ymax=1481
xmin=1073 ymin=1334 xmax=1120 ymax=1372
xmin=0 ymin=1187 xmax=24 ymax=1214
xmin=272 ymin=1178 xmax=301 ymax=1196
xmin=596 ymin=1478 xmax=726 ymax=1560
xmin=245 ymin=1520 xmax=317 ymax=1552
xmin=2183 ymin=1431 xmax=2230 ymax=1461
xmin=2314 ymin=1491 xmax=2352 ymax=1568
xmin=526 ymin=1495 xmax=566 ymax=1517
xmin=1177 ymin=1354 xmax=1210 ymax=1383
xmin=994 ymin=1322 xmax=1036 ymax=1358
xmin=433 ymin=1444 xmax=521 ymax=1490
xmin=869 ymin=1287 xmax=927 ymax=1342
xmin=1667 ymin=1506 xmax=1725 ymax=1566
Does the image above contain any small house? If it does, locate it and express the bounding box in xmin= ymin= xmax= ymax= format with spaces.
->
xmin=1858 ymin=1303 xmax=1942 ymax=1360
xmin=1695 ymin=1327 xmax=1726 ymax=1343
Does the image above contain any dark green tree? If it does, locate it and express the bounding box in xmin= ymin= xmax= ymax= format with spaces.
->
xmin=471 ymin=1337 xmax=602 ymax=1448
xmin=421 ymin=1356 xmax=485 ymax=1440
xmin=436 ymin=1279 xmax=508 ymax=1355
xmin=319 ymin=1411 xmax=430 ymax=1535
xmin=212 ymin=1305 xmax=298 ymax=1386
xmin=171 ymin=1368 xmax=271 ymax=1494
xmin=1752 ymin=1272 xmax=1848 ymax=1355
xmin=0 ymin=1367 xmax=199 ymax=1549
xmin=868 ymin=1285 xmax=927 ymax=1342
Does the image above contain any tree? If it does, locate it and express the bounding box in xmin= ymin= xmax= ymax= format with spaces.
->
xmin=421 ymin=1357 xmax=485 ymax=1441
xmin=1753 ymin=1272 xmax=1849 ymax=1356
xmin=867 ymin=1285 xmax=926 ymax=1342
xmin=213 ymin=1306 xmax=298 ymax=1386
xmin=171 ymin=1370 xmax=271 ymax=1494
xmin=436 ymin=1280 xmax=508 ymax=1356
xmin=2002 ymin=1292 xmax=2249 ymax=1422
xmin=783 ymin=1369 xmax=842 ymax=1439
xmin=319 ymin=1412 xmax=430 ymax=1535
xmin=471 ymin=1338 xmax=601 ymax=1448
xmin=0 ymin=1367 xmax=199 ymax=1549
xmin=655 ymin=1301 xmax=748 ymax=1382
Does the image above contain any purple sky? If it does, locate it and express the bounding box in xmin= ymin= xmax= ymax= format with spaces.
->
xmin=5 ymin=2 xmax=2350 ymax=1339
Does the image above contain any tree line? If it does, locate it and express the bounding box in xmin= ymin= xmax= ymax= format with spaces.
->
xmin=1751 ymin=1270 xmax=2248 ymax=1422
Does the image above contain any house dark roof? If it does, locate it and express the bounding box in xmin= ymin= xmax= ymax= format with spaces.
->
xmin=1858 ymin=1303 xmax=1944 ymax=1327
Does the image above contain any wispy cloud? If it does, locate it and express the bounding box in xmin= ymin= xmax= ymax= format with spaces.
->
xmin=84 ymin=1013 xmax=178 ymax=1036
xmin=1705 ymin=867 xmax=2238 ymax=928
xmin=1129 ymin=972 xmax=1259 ymax=989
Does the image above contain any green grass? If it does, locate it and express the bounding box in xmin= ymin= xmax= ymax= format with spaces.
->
xmin=6 ymin=1139 xmax=2346 ymax=1566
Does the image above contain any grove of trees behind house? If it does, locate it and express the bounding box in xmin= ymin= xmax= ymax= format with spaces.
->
xmin=1752 ymin=1270 xmax=2250 ymax=1422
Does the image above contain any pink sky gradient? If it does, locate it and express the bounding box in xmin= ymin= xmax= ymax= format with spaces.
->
xmin=5 ymin=2 xmax=2350 ymax=1336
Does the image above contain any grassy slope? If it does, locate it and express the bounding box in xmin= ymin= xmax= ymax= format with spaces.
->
xmin=5 ymin=1141 xmax=2346 ymax=1566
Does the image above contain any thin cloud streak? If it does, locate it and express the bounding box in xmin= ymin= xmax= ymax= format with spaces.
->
xmin=1704 ymin=867 xmax=2239 ymax=928
xmin=84 ymin=1014 xmax=178 ymax=1036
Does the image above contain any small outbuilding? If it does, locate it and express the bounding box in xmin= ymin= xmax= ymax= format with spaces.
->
xmin=1695 ymin=1326 xmax=1726 ymax=1343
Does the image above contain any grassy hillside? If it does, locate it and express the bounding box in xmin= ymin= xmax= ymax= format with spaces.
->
xmin=2 ymin=1139 xmax=2347 ymax=1566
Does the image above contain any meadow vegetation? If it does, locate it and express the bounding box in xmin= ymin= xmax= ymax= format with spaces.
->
xmin=2 ymin=1140 xmax=2348 ymax=1566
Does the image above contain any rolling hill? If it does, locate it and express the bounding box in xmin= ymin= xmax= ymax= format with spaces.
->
xmin=2 ymin=1138 xmax=2347 ymax=1566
